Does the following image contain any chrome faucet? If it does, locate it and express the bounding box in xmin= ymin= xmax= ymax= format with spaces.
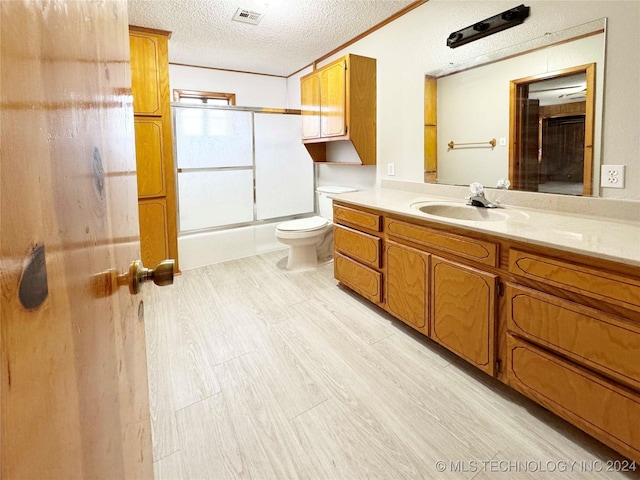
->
xmin=466 ymin=182 xmax=497 ymax=208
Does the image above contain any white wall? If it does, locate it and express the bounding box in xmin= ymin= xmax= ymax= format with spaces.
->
xmin=286 ymin=0 xmax=640 ymax=200
xmin=170 ymin=64 xmax=288 ymax=108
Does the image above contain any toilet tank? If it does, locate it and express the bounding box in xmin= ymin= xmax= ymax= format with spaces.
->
xmin=316 ymin=186 xmax=358 ymax=221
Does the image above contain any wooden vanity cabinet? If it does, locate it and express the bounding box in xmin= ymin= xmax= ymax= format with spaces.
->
xmin=300 ymin=54 xmax=376 ymax=165
xmin=384 ymin=216 xmax=499 ymax=374
xmin=504 ymin=248 xmax=640 ymax=461
xmin=332 ymin=199 xmax=640 ymax=462
xmin=333 ymin=202 xmax=499 ymax=373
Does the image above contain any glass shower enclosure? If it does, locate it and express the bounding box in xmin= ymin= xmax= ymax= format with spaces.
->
xmin=172 ymin=104 xmax=315 ymax=234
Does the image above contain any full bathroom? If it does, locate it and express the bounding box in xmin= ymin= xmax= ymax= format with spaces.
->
xmin=2 ymin=0 xmax=640 ymax=478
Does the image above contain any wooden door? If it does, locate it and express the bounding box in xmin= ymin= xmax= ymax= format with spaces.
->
xmin=430 ymin=257 xmax=497 ymax=375
xmin=516 ymin=98 xmax=541 ymax=192
xmin=1 ymin=2 xmax=153 ymax=478
xmin=320 ymin=59 xmax=347 ymax=137
xmin=541 ymin=115 xmax=585 ymax=184
xmin=300 ymin=73 xmax=321 ymax=139
xmin=386 ymin=241 xmax=430 ymax=334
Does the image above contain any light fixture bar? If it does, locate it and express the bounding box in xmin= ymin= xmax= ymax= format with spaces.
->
xmin=447 ymin=4 xmax=530 ymax=49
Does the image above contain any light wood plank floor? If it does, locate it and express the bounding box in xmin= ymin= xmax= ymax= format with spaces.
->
xmin=144 ymin=251 xmax=636 ymax=479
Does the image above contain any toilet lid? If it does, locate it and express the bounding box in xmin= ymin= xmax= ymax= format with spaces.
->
xmin=278 ymin=216 xmax=329 ymax=232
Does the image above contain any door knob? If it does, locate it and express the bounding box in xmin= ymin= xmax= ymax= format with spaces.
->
xmin=117 ymin=259 xmax=175 ymax=295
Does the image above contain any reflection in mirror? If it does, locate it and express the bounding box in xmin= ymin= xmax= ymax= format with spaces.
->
xmin=424 ymin=19 xmax=605 ymax=197
xmin=511 ymin=64 xmax=594 ymax=196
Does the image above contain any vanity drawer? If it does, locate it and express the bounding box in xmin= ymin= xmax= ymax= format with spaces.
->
xmin=509 ymin=249 xmax=640 ymax=312
xmin=334 ymin=253 xmax=382 ymax=304
xmin=333 ymin=204 xmax=382 ymax=232
xmin=334 ymin=225 xmax=381 ymax=268
xmin=506 ymin=335 xmax=640 ymax=462
xmin=385 ymin=218 xmax=497 ymax=267
xmin=506 ymin=283 xmax=640 ymax=392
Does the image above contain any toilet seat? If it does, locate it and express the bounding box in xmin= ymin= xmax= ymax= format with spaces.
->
xmin=276 ymin=216 xmax=329 ymax=232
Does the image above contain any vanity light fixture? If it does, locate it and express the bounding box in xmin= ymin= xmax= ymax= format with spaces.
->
xmin=447 ymin=4 xmax=530 ymax=49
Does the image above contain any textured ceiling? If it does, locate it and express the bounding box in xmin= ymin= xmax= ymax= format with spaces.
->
xmin=127 ymin=0 xmax=417 ymax=76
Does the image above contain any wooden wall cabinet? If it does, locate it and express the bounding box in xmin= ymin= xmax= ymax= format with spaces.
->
xmin=300 ymin=54 xmax=376 ymax=165
xmin=332 ymin=199 xmax=640 ymax=462
xmin=129 ymin=26 xmax=179 ymax=272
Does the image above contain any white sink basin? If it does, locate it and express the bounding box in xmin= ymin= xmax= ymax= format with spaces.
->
xmin=411 ymin=202 xmax=510 ymax=222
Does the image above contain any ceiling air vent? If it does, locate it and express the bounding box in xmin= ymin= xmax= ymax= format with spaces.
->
xmin=232 ymin=8 xmax=265 ymax=25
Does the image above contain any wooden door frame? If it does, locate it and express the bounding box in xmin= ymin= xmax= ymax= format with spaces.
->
xmin=509 ymin=63 xmax=596 ymax=195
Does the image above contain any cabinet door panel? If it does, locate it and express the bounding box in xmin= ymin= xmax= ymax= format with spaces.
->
xmin=134 ymin=118 xmax=165 ymax=197
xmin=320 ymin=60 xmax=346 ymax=137
xmin=138 ymin=198 xmax=169 ymax=268
xmin=334 ymin=204 xmax=381 ymax=232
xmin=334 ymin=225 xmax=381 ymax=268
xmin=506 ymin=335 xmax=640 ymax=462
xmin=129 ymin=33 xmax=161 ymax=116
xmin=385 ymin=218 xmax=497 ymax=267
xmin=335 ymin=253 xmax=382 ymax=304
xmin=386 ymin=241 xmax=429 ymax=333
xmin=301 ymin=73 xmax=320 ymax=139
xmin=431 ymin=256 xmax=496 ymax=374
xmin=509 ymin=249 xmax=640 ymax=313
xmin=507 ymin=283 xmax=640 ymax=392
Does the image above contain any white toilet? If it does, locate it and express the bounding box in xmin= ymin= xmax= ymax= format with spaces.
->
xmin=276 ymin=186 xmax=357 ymax=270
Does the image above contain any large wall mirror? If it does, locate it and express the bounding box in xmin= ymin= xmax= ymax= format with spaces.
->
xmin=424 ymin=18 xmax=606 ymax=197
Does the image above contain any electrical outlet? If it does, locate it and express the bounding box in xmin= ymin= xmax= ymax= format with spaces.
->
xmin=600 ymin=164 xmax=625 ymax=189
xmin=387 ymin=163 xmax=395 ymax=176
xmin=499 ymin=137 xmax=507 ymax=146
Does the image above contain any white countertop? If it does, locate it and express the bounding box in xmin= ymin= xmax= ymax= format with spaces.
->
xmin=331 ymin=188 xmax=640 ymax=268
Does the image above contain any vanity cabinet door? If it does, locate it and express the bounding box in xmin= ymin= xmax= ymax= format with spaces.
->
xmin=334 ymin=252 xmax=383 ymax=304
xmin=506 ymin=334 xmax=640 ymax=462
xmin=431 ymin=256 xmax=497 ymax=375
xmin=386 ymin=241 xmax=430 ymax=335
xmin=334 ymin=225 xmax=381 ymax=268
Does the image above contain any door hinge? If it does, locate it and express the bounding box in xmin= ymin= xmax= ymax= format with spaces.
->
xmin=498 ymin=282 xmax=505 ymax=297
xmin=344 ymin=125 xmax=348 ymax=134
xmin=495 ymin=359 xmax=502 ymax=374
